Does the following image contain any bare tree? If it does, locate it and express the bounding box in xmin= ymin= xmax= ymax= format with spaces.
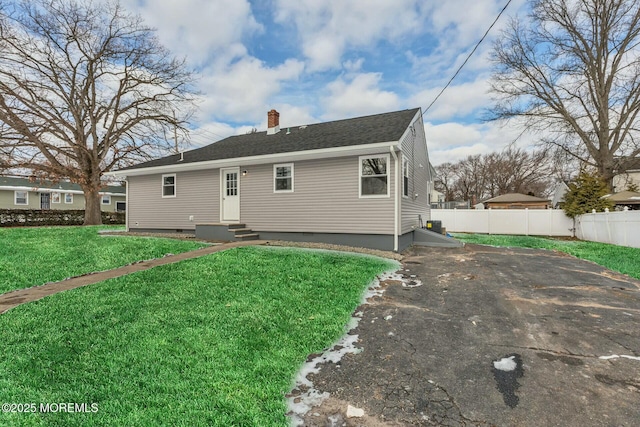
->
xmin=490 ymin=0 xmax=640 ymax=190
xmin=485 ymin=146 xmax=552 ymax=197
xmin=0 ymin=0 xmax=196 ymax=224
xmin=434 ymin=147 xmax=552 ymax=202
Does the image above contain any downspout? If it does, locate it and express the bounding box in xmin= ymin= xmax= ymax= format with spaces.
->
xmin=390 ymin=146 xmax=399 ymax=252
xmin=125 ymin=178 xmax=129 ymax=231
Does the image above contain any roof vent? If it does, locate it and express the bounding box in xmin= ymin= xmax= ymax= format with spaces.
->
xmin=299 ymin=125 xmax=307 ymax=130
xmin=286 ymin=128 xmax=291 ymax=135
xmin=179 ymin=152 xmax=184 ymax=162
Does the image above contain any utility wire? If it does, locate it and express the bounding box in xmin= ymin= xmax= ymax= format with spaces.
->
xmin=422 ymin=0 xmax=513 ymax=115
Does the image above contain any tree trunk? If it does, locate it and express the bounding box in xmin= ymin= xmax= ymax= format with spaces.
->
xmin=83 ymin=189 xmax=103 ymax=225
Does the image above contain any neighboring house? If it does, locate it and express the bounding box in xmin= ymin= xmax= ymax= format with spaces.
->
xmin=483 ymin=193 xmax=551 ymax=209
xmin=603 ymin=190 xmax=640 ymax=210
xmin=107 ymin=108 xmax=451 ymax=251
xmin=550 ymin=182 xmax=570 ymax=209
xmin=0 ymin=177 xmax=126 ymax=213
xmin=613 ymin=157 xmax=640 ymax=191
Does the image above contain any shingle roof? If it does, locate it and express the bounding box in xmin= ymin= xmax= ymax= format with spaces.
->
xmin=121 ymin=108 xmax=421 ymax=171
xmin=0 ymin=176 xmax=125 ymax=194
xmin=483 ymin=193 xmax=550 ymax=203
xmin=603 ymin=190 xmax=640 ymax=203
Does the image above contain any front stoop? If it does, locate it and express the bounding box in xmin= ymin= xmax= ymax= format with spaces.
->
xmin=229 ymin=224 xmax=259 ymax=241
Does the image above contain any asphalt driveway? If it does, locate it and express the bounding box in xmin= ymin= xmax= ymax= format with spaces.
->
xmin=290 ymin=243 xmax=640 ymax=426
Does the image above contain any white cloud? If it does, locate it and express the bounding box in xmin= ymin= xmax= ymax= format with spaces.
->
xmin=412 ymin=77 xmax=493 ymax=121
xmin=273 ymin=0 xmax=428 ymax=71
xmin=425 ymin=120 xmax=540 ymax=165
xmin=322 ymin=73 xmax=400 ymax=120
xmin=197 ymin=58 xmax=305 ymax=123
xmin=123 ymin=0 xmax=262 ymax=65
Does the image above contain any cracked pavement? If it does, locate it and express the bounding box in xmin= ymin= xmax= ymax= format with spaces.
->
xmin=292 ymin=243 xmax=640 ymax=426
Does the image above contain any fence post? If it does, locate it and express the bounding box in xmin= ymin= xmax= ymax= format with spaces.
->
xmin=605 ymin=208 xmax=612 ymax=244
xmin=624 ymin=207 xmax=629 ymax=247
xmin=525 ymin=208 xmax=529 ymax=236
xmin=453 ymin=208 xmax=457 ymax=232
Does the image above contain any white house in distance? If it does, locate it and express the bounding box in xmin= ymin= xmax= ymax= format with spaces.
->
xmin=107 ymin=108 xmax=460 ymax=251
xmin=614 ymin=157 xmax=640 ymax=191
xmin=0 ymin=176 xmax=126 ymax=212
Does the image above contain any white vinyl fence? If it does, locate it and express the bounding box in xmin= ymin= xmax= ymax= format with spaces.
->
xmin=430 ymin=208 xmax=640 ymax=248
xmin=576 ymin=210 xmax=640 ymax=248
xmin=430 ymin=209 xmax=574 ymax=236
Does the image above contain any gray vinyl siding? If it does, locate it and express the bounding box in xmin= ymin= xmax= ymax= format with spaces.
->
xmin=400 ymin=114 xmax=431 ymax=234
xmin=127 ymin=170 xmax=219 ymax=230
xmin=241 ymin=155 xmax=395 ymax=234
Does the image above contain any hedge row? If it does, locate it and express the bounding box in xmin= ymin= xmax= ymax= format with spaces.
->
xmin=0 ymin=209 xmax=125 ymax=227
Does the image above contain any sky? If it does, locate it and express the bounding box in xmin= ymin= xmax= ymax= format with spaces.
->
xmin=122 ymin=0 xmax=534 ymax=166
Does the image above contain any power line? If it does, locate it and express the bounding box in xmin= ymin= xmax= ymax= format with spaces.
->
xmin=422 ymin=0 xmax=513 ymax=116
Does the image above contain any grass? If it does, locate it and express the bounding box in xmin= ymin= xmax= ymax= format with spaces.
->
xmin=453 ymin=233 xmax=640 ymax=280
xmin=0 ymin=226 xmax=207 ymax=294
xmin=0 ymin=246 xmax=395 ymax=426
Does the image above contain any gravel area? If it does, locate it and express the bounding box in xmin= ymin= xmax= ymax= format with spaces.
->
xmin=99 ymin=231 xmax=403 ymax=260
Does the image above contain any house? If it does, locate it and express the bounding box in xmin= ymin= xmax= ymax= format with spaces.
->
xmin=107 ymin=108 xmax=459 ymax=251
xmin=0 ymin=177 xmax=126 ymax=212
xmin=602 ymin=190 xmax=640 ymax=210
xmin=482 ymin=193 xmax=550 ymax=209
xmin=550 ymin=182 xmax=570 ymax=209
xmin=613 ymin=157 xmax=640 ymax=191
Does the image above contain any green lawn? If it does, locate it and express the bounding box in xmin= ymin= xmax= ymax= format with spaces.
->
xmin=0 ymin=226 xmax=207 ymax=294
xmin=453 ymin=233 xmax=640 ymax=280
xmin=0 ymin=246 xmax=395 ymax=426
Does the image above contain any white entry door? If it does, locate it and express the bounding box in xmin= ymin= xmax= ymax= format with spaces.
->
xmin=221 ymin=167 xmax=240 ymax=222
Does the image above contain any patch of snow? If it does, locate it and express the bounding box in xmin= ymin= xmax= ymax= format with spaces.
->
xmin=599 ymin=354 xmax=640 ymax=361
xmin=287 ymin=264 xmax=400 ymax=426
xmin=346 ymin=405 xmax=365 ymax=418
xmin=493 ymin=355 xmax=517 ymax=371
xmin=402 ymin=278 xmax=423 ymax=288
xmin=384 ymin=315 xmax=393 ymax=321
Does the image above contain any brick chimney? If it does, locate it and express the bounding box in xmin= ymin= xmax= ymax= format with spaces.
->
xmin=267 ymin=109 xmax=280 ymax=135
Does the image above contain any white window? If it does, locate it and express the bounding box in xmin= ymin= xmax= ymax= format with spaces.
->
xmin=162 ymin=174 xmax=176 ymax=198
xmin=52 ymin=192 xmax=61 ymax=203
xmin=101 ymin=194 xmax=111 ymax=205
xmin=274 ymin=163 xmax=293 ymax=192
xmin=65 ymin=193 xmax=73 ymax=204
xmin=359 ymin=155 xmax=390 ymax=197
xmin=402 ymin=156 xmax=409 ymax=198
xmin=14 ymin=191 xmax=28 ymax=205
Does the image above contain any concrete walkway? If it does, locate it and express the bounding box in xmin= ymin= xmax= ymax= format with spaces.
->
xmin=0 ymin=240 xmax=266 ymax=314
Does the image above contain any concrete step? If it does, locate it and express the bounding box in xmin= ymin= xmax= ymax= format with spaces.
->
xmin=235 ymin=233 xmax=259 ymax=240
xmin=227 ymin=223 xmax=246 ymax=230
xmin=232 ymin=228 xmax=253 ymax=235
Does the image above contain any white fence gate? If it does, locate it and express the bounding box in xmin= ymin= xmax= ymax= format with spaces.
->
xmin=430 ymin=209 xmax=574 ymax=236
xmin=576 ymin=210 xmax=640 ymax=248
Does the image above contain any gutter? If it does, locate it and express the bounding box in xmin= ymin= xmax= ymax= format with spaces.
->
xmin=105 ymin=140 xmax=401 ymax=178
xmin=390 ymin=145 xmax=399 ymax=252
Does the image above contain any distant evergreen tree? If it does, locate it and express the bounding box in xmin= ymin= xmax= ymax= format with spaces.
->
xmin=562 ymin=171 xmax=614 ymax=218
